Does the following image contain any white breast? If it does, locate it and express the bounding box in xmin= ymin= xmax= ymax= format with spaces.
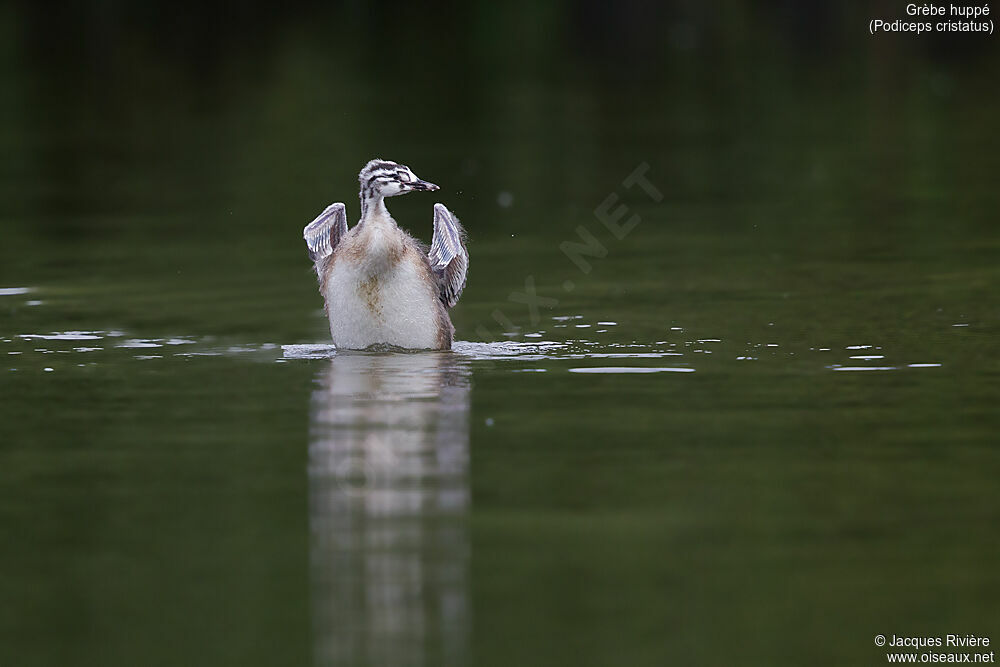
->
xmin=323 ymin=216 xmax=443 ymax=350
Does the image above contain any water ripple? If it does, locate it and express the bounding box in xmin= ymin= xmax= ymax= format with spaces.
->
xmin=3 ymin=328 xmax=954 ymax=377
xmin=569 ymin=367 xmax=695 ymax=374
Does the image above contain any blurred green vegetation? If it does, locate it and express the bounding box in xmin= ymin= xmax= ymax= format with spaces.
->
xmin=1 ymin=2 xmax=997 ymax=341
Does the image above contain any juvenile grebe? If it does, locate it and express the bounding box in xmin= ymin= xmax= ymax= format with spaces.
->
xmin=303 ymin=159 xmax=468 ymax=350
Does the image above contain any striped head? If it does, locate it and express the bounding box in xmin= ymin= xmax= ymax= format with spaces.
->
xmin=359 ymin=159 xmax=439 ymax=201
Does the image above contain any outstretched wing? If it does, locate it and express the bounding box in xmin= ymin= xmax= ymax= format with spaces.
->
xmin=303 ymin=203 xmax=348 ymax=262
xmin=428 ymin=203 xmax=468 ymax=308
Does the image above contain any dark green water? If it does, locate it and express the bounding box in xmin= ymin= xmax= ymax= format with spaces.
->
xmin=1 ymin=4 xmax=998 ymax=666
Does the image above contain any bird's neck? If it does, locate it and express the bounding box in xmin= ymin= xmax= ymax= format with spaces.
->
xmin=355 ymin=193 xmax=404 ymax=274
xmin=360 ymin=193 xmax=390 ymax=226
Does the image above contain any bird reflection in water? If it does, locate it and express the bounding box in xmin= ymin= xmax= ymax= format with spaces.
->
xmin=308 ymin=351 xmax=470 ymax=667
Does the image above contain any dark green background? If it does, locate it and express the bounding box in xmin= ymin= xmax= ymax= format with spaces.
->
xmin=1 ymin=3 xmax=998 ymax=665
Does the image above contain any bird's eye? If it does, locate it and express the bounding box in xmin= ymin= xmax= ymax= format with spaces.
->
xmin=398 ymin=171 xmax=410 ymax=182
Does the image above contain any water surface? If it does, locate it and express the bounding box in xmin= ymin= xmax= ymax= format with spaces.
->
xmin=2 ymin=5 xmax=999 ymax=666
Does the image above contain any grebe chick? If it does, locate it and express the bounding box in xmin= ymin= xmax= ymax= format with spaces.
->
xmin=303 ymin=159 xmax=468 ymax=350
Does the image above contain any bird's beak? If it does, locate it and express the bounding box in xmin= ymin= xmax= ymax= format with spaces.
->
xmin=409 ymin=179 xmax=439 ymax=192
